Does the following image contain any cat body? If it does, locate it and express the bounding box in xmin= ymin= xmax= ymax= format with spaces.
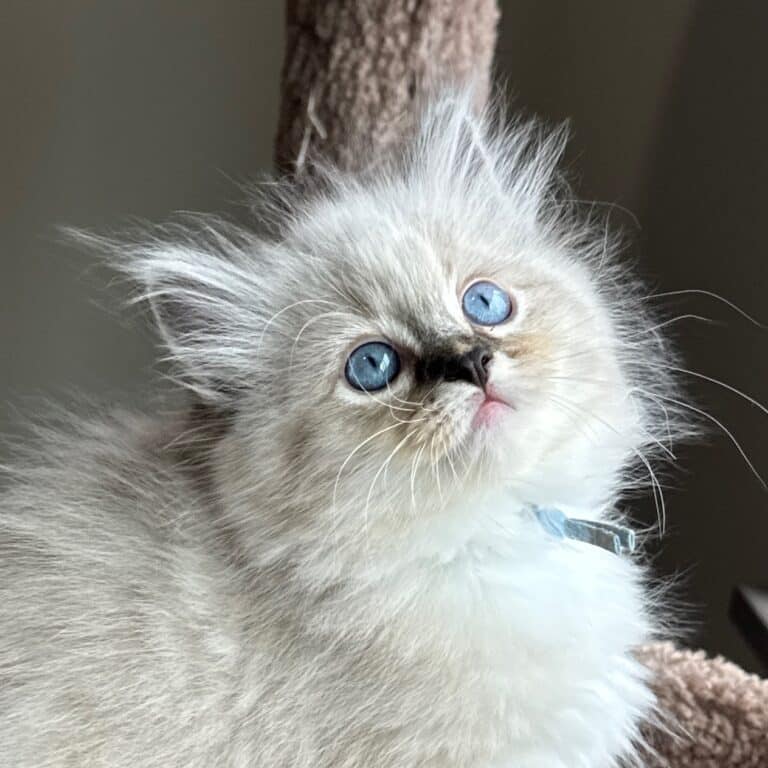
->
xmin=0 ymin=95 xmax=675 ymax=767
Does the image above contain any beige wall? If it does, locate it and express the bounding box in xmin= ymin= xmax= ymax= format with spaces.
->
xmin=1 ymin=2 xmax=766 ymax=672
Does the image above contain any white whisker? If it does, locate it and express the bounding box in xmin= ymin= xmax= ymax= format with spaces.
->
xmin=331 ymin=422 xmax=404 ymax=512
xmin=409 ymin=441 xmax=427 ymax=516
xmin=363 ymin=432 xmax=414 ymax=531
xmin=548 ymin=391 xmax=667 ymax=533
xmin=647 ymin=363 xmax=768 ymax=417
xmin=635 ymin=314 xmax=717 ymax=335
xmin=644 ymin=288 xmax=765 ymax=328
xmin=256 ymin=298 xmax=338 ymax=356
xmin=289 ymin=311 xmax=353 ymax=368
xmin=634 ymin=389 xmax=767 ymax=490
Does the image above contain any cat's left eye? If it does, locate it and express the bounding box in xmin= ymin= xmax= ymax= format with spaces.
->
xmin=462 ymin=280 xmax=514 ymax=326
xmin=345 ymin=341 xmax=401 ymax=392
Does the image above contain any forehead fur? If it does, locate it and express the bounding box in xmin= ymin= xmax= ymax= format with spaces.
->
xmin=285 ymin=98 xmax=571 ymax=269
xmin=270 ymin=94 xmax=607 ymax=324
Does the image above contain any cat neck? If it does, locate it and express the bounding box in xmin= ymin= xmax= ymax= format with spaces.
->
xmin=346 ymin=487 xmax=610 ymax=583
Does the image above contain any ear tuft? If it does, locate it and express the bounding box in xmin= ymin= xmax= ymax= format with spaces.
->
xmin=65 ymin=222 xmax=268 ymax=403
xmin=397 ymin=88 xmax=571 ymax=234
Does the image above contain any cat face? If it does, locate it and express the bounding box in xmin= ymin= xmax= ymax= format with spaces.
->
xmin=124 ymin=95 xmax=667 ymax=554
xmin=244 ymin=198 xmax=638 ymax=525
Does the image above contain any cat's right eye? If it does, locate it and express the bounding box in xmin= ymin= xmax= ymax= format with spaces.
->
xmin=345 ymin=341 xmax=401 ymax=392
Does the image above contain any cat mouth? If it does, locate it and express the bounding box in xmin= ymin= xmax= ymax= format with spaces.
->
xmin=471 ymin=388 xmax=514 ymax=429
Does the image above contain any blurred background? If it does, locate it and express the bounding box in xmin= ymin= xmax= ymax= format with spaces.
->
xmin=1 ymin=2 xmax=766 ymax=672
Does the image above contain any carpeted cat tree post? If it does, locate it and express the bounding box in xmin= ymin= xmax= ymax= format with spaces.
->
xmin=274 ymin=2 xmax=768 ymax=765
xmin=275 ymin=0 xmax=498 ymax=174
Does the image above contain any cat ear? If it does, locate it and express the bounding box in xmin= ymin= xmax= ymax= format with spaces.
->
xmin=132 ymin=242 xmax=265 ymax=402
xmin=65 ymin=220 xmax=269 ymax=405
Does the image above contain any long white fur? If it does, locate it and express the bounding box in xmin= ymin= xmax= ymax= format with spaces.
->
xmin=0 ymin=92 xmax=686 ymax=767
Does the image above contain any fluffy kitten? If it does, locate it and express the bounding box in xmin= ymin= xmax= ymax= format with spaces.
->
xmin=0 ymin=94 xmax=681 ymax=767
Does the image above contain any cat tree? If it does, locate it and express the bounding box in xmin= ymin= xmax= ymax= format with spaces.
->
xmin=274 ymin=2 xmax=768 ymax=764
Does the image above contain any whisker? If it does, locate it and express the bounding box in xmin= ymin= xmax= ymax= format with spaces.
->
xmin=633 ymin=389 xmax=767 ymax=490
xmin=409 ymin=441 xmax=427 ymax=516
xmin=385 ymin=382 xmax=437 ymax=412
xmin=256 ymin=298 xmax=339 ymax=355
xmin=644 ymin=363 xmax=768 ymax=417
xmin=443 ymin=444 xmax=460 ymax=487
xmin=569 ymin=197 xmax=642 ymax=230
xmin=626 ymin=386 xmax=675 ymax=454
xmin=289 ymin=311 xmax=353 ymax=368
xmin=357 ymin=387 xmax=426 ymax=417
xmin=633 ymin=314 xmax=717 ymax=335
xmin=363 ymin=432 xmax=414 ymax=530
xmin=331 ymin=422 xmax=404 ymax=512
xmin=430 ymin=434 xmax=444 ymax=507
xmin=548 ymin=392 xmax=667 ymax=533
xmin=545 ymin=393 xmax=601 ymax=443
xmin=526 ymin=372 xmax=678 ymax=461
xmin=643 ymin=288 xmax=765 ymax=328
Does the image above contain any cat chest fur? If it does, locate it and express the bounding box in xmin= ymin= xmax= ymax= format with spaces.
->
xmin=250 ymin=511 xmax=655 ymax=768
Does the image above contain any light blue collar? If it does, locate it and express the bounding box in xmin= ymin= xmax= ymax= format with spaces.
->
xmin=532 ymin=506 xmax=636 ymax=556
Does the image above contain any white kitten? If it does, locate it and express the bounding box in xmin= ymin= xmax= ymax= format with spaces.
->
xmin=0 ymin=94 xmax=683 ymax=767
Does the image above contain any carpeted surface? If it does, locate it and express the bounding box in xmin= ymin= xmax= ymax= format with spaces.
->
xmin=638 ymin=642 xmax=768 ymax=767
xmin=275 ymin=0 xmax=498 ymax=173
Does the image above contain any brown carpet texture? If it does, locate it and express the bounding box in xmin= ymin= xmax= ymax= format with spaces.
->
xmin=273 ymin=1 xmax=768 ymax=765
xmin=638 ymin=643 xmax=768 ymax=767
xmin=275 ymin=0 xmax=499 ymax=173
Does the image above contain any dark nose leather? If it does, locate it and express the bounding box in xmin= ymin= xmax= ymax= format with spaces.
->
xmin=416 ymin=344 xmax=494 ymax=389
xmin=442 ymin=346 xmax=492 ymax=389
xmin=427 ymin=347 xmax=493 ymax=389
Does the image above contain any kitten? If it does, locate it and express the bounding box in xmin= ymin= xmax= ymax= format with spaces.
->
xmin=0 ymin=94 xmax=682 ymax=767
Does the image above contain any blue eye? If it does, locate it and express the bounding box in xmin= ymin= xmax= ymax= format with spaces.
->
xmin=461 ymin=280 xmax=513 ymax=325
xmin=345 ymin=341 xmax=401 ymax=392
